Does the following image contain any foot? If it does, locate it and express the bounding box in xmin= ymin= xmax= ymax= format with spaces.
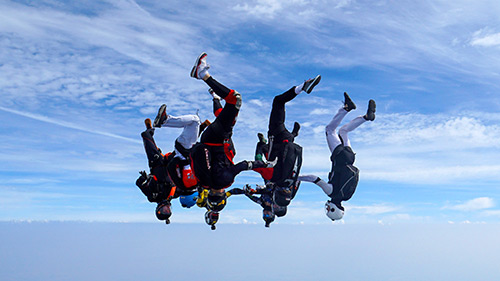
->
xmin=302 ymin=75 xmax=321 ymax=94
xmin=153 ymin=104 xmax=167 ymax=127
xmin=266 ymin=157 xmax=278 ymax=168
xmin=364 ymin=99 xmax=376 ymax=121
xmin=291 ymin=121 xmax=300 ymax=137
xmin=343 ymin=92 xmax=356 ymax=112
xmin=199 ymin=119 xmax=211 ymax=136
xmin=190 ymin=52 xmax=210 ymax=80
xmin=144 ymin=118 xmax=152 ymax=129
xmin=257 ymin=133 xmax=266 ymax=143
xmin=208 ymin=88 xmax=221 ymax=100
xmin=249 ymin=160 xmax=267 ymax=169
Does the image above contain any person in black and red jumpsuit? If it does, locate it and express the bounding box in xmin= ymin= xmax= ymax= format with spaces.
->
xmin=189 ymin=52 xmax=266 ymax=213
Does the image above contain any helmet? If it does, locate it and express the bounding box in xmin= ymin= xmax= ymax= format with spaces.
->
xmin=207 ymin=190 xmax=227 ymax=212
xmin=325 ymin=200 xmax=344 ymax=221
xmin=272 ymin=203 xmax=287 ymax=217
xmin=179 ymin=191 xmax=198 ymax=208
xmin=156 ymin=201 xmax=172 ymax=223
xmin=262 ymin=209 xmax=275 ymax=227
xmin=205 ymin=210 xmax=219 ymax=230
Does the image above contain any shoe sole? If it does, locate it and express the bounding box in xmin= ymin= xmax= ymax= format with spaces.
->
xmin=344 ymin=92 xmax=356 ymax=110
xmin=366 ymin=100 xmax=376 ymax=121
xmin=190 ymin=52 xmax=207 ymax=78
xmin=304 ymin=75 xmax=321 ymax=94
xmin=153 ymin=104 xmax=167 ymax=127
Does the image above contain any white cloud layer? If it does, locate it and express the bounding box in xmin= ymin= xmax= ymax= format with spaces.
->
xmin=444 ymin=197 xmax=495 ymax=211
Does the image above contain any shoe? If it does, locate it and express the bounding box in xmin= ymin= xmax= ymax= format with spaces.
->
xmin=291 ymin=122 xmax=300 ymax=137
xmin=364 ymin=99 xmax=376 ymax=121
xmin=266 ymin=157 xmax=278 ymax=168
xmin=302 ymin=75 xmax=321 ymax=94
xmin=343 ymin=92 xmax=356 ymax=112
xmin=144 ymin=118 xmax=152 ymax=129
xmin=153 ymin=104 xmax=167 ymax=127
xmin=208 ymin=88 xmax=221 ymax=100
xmin=199 ymin=119 xmax=211 ymax=136
xmin=257 ymin=133 xmax=266 ymax=143
xmin=190 ymin=52 xmax=210 ymax=79
xmin=249 ymin=160 xmax=267 ymax=169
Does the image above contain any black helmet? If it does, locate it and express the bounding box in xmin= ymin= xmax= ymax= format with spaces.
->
xmin=207 ymin=190 xmax=227 ymax=212
xmin=272 ymin=203 xmax=287 ymax=217
xmin=262 ymin=209 xmax=275 ymax=227
xmin=205 ymin=211 xmax=219 ymax=230
xmin=155 ymin=201 xmax=172 ymax=223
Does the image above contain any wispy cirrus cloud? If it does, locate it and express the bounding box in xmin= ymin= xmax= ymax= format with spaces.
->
xmin=0 ymin=106 xmax=140 ymax=144
xmin=470 ymin=28 xmax=500 ymax=47
xmin=443 ymin=197 xmax=495 ymax=211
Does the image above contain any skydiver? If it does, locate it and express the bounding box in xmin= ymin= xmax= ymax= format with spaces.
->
xmin=152 ymin=106 xmax=204 ymax=192
xmin=266 ymin=75 xmax=321 ymax=209
xmin=243 ymin=184 xmax=276 ymax=227
xmin=298 ymin=92 xmax=376 ymax=221
xmin=136 ymin=118 xmax=177 ymax=224
xmin=189 ymin=52 xmax=267 ymax=214
xmin=137 ymin=114 xmax=209 ymax=224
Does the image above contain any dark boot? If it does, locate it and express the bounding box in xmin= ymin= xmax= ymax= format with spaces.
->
xmin=291 ymin=122 xmax=300 ymax=137
xmin=364 ymin=99 xmax=376 ymax=121
xmin=343 ymin=92 xmax=356 ymax=112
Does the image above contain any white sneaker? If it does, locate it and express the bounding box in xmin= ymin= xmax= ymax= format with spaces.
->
xmin=190 ymin=52 xmax=210 ymax=79
xmin=208 ymin=88 xmax=221 ymax=100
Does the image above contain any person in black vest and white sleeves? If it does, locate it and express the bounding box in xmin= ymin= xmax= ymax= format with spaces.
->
xmin=298 ymin=92 xmax=376 ymax=221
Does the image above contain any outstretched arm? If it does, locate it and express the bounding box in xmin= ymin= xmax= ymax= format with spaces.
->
xmin=244 ymin=193 xmax=263 ymax=205
xmin=226 ymin=187 xmax=245 ymax=197
xmin=298 ymin=175 xmax=333 ymax=196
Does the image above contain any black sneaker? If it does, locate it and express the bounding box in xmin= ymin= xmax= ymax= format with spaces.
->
xmin=364 ymin=99 xmax=376 ymax=121
xmin=343 ymin=92 xmax=356 ymax=112
xmin=291 ymin=121 xmax=300 ymax=137
xmin=153 ymin=104 xmax=167 ymax=127
xmin=302 ymin=75 xmax=321 ymax=94
xmin=257 ymin=133 xmax=266 ymax=143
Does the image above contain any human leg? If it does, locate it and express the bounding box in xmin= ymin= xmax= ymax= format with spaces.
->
xmin=141 ymin=126 xmax=161 ymax=166
xmin=209 ymin=88 xmax=223 ymax=117
xmin=325 ymin=107 xmax=348 ymax=152
xmin=162 ymin=114 xmax=201 ymax=157
xmin=268 ymin=87 xmax=297 ymax=142
xmin=338 ymin=99 xmax=376 ymax=147
xmin=298 ymin=175 xmax=333 ymax=196
xmin=338 ymin=116 xmax=367 ymax=147
xmin=325 ymin=92 xmax=357 ymax=152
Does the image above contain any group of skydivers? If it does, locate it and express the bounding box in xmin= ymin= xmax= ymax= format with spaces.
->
xmin=136 ymin=53 xmax=376 ymax=230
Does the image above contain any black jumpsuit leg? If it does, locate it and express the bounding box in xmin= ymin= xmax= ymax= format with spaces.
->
xmin=141 ymin=129 xmax=162 ymax=168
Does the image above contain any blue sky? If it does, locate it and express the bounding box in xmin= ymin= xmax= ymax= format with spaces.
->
xmin=2 ymin=0 xmax=500 ymax=225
